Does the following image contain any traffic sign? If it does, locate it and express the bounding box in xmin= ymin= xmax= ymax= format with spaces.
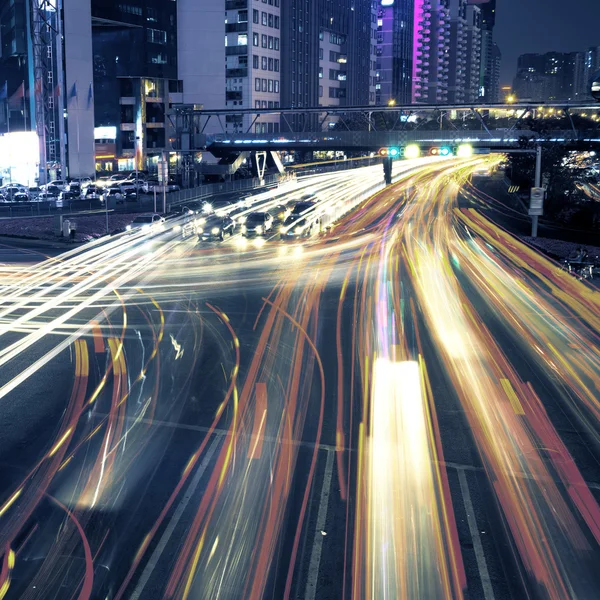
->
xmin=529 ymin=187 xmax=544 ymax=216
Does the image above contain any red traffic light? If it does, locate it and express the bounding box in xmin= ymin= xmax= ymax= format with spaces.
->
xmin=378 ymin=148 xmax=389 ymax=157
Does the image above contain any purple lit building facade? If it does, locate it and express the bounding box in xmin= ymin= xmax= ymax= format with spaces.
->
xmin=376 ymin=0 xmax=484 ymax=105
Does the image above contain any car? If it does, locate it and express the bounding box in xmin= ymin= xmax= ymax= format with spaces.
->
xmin=280 ymin=214 xmax=315 ymax=240
xmin=13 ymin=191 xmax=29 ymax=202
xmin=37 ymin=191 xmax=57 ymax=201
xmin=126 ymin=214 xmax=165 ymax=233
xmin=124 ymin=178 xmax=145 ymax=192
xmin=58 ymin=190 xmax=79 ymax=202
xmin=109 ymin=173 xmax=129 ymax=182
xmin=241 ymin=212 xmax=274 ymax=237
xmin=102 ymin=188 xmax=124 ymax=203
xmin=67 ymin=182 xmax=81 ymax=196
xmin=47 ymin=179 xmax=67 ymax=191
xmin=167 ymin=183 xmax=181 ymax=193
xmin=124 ymin=190 xmax=138 ymax=202
xmin=268 ymin=204 xmax=291 ymax=225
xmin=202 ymin=199 xmax=232 ymax=216
xmin=142 ymin=180 xmax=160 ymax=193
xmin=168 ymin=205 xmax=195 ymax=220
xmin=197 ymin=215 xmax=235 ymax=242
xmin=84 ymin=185 xmax=101 ymax=199
xmin=2 ymin=186 xmax=23 ymax=200
xmin=45 ymin=184 xmax=61 ymax=197
xmin=291 ymin=200 xmax=317 ymax=216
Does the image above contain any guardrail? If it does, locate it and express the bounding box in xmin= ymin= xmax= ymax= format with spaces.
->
xmin=168 ymin=174 xmax=283 ymax=207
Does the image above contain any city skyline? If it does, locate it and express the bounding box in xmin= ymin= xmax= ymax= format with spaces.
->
xmin=495 ymin=0 xmax=599 ymax=86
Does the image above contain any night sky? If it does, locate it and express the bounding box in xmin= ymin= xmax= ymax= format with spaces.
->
xmin=494 ymin=0 xmax=599 ymax=86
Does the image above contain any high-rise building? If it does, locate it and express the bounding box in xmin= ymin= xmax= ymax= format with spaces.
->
xmin=581 ymin=46 xmax=600 ymax=100
xmin=469 ymin=0 xmax=496 ymax=102
xmin=463 ymin=3 xmax=482 ymax=103
xmin=490 ymin=41 xmax=501 ymax=102
xmin=413 ymin=0 xmax=451 ymax=104
xmin=281 ymin=0 xmax=376 ymax=111
xmin=513 ymin=51 xmax=583 ymax=102
xmin=91 ymin=1 xmax=180 ymax=173
xmin=223 ymin=0 xmax=281 ymax=135
xmin=375 ymin=0 xmax=414 ymax=105
xmin=448 ymin=0 xmax=469 ymax=104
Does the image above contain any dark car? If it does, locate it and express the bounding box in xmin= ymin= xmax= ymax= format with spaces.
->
xmin=268 ymin=204 xmax=291 ymax=225
xmin=13 ymin=191 xmax=29 ymax=202
xmin=242 ymin=212 xmax=274 ymax=237
xmin=291 ymin=201 xmax=316 ymax=216
xmin=198 ymin=215 xmax=235 ymax=241
xmin=280 ymin=214 xmax=314 ymax=240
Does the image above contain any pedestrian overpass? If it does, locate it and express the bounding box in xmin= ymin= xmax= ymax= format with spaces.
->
xmin=170 ymin=102 xmax=600 ymax=177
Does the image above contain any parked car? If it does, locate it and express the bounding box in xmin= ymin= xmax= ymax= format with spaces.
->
xmin=142 ymin=180 xmax=160 ymax=193
xmin=58 ymin=190 xmax=79 ymax=203
xmin=102 ymin=188 xmax=124 ymax=203
xmin=84 ymin=185 xmax=101 ymax=199
xmin=2 ymin=186 xmax=23 ymax=200
xmin=10 ymin=191 xmax=29 ymax=202
xmin=47 ymin=179 xmax=68 ymax=191
xmin=126 ymin=214 xmax=165 ymax=233
xmin=37 ymin=191 xmax=58 ymax=201
xmin=45 ymin=184 xmax=61 ymax=197
xmin=109 ymin=173 xmax=129 ymax=182
xmin=66 ymin=182 xmax=81 ymax=195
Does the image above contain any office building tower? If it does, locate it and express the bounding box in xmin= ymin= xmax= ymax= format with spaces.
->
xmin=281 ymin=0 xmax=376 ymax=111
xmin=375 ymin=0 xmax=415 ymax=105
xmin=91 ymin=1 xmax=179 ymax=173
xmin=470 ymin=0 xmax=496 ymax=102
xmin=489 ymin=41 xmax=501 ymax=102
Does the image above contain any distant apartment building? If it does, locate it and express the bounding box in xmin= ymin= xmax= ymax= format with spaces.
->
xmin=513 ymin=51 xmax=583 ymax=102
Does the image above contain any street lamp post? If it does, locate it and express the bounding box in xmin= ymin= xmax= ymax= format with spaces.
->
xmin=135 ymin=136 xmax=140 ymax=203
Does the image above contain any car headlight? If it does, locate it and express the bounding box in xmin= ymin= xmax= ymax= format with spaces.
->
xmin=197 ymin=227 xmax=203 ymax=234
xmin=203 ymin=203 xmax=212 ymax=213
xmin=211 ymin=227 xmax=220 ymax=235
xmin=279 ymin=225 xmax=286 ymax=233
xmin=295 ymin=226 xmax=303 ymax=234
xmin=256 ymin=225 xmax=263 ymax=234
xmin=197 ymin=217 xmax=206 ymax=225
xmin=241 ymin=225 xmax=247 ymax=233
xmin=126 ymin=224 xmax=132 ymax=231
xmin=174 ymin=225 xmax=182 ymax=232
xmin=238 ymin=216 xmax=247 ymax=224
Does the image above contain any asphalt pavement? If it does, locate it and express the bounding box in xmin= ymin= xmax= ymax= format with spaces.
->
xmin=0 ymin=160 xmax=598 ymax=600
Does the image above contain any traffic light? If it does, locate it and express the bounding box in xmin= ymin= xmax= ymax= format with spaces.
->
xmin=456 ymin=144 xmax=474 ymax=157
xmin=379 ymin=147 xmax=401 ymax=158
xmin=404 ymin=144 xmax=421 ymax=159
xmin=429 ymin=146 xmax=452 ymax=157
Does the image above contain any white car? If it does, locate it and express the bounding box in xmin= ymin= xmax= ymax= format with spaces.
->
xmin=126 ymin=214 xmax=165 ymax=233
xmin=102 ymin=188 xmax=125 ymax=203
xmin=46 ymin=180 xmax=68 ymax=191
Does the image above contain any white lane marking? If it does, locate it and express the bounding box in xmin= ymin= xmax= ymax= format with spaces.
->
xmin=130 ymin=434 xmax=223 ymax=599
xmin=304 ymin=449 xmax=335 ymax=600
xmin=458 ymin=469 xmax=496 ymax=600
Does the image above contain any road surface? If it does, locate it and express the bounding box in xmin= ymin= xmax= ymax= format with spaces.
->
xmin=0 ymin=158 xmax=598 ymax=600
